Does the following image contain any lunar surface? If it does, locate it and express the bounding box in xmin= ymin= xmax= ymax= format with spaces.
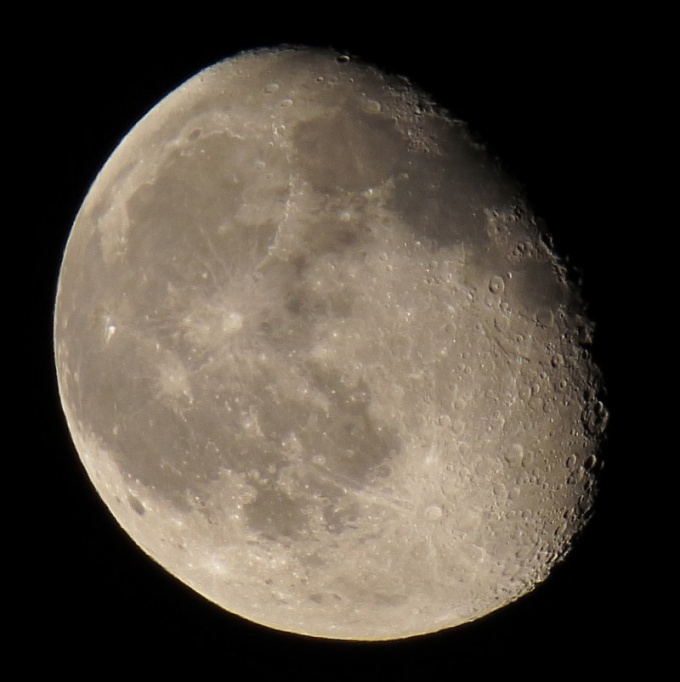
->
xmin=54 ymin=47 xmax=607 ymax=640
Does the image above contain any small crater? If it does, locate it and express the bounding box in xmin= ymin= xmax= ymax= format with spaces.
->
xmin=584 ymin=400 xmax=609 ymax=436
xmin=568 ymin=466 xmax=586 ymax=486
xmin=425 ymin=505 xmax=443 ymax=520
xmin=495 ymin=315 xmax=511 ymax=333
xmin=488 ymin=275 xmax=505 ymax=295
xmin=536 ymin=307 xmax=554 ymax=328
xmin=127 ymin=494 xmax=145 ymax=516
xmin=521 ymin=450 xmax=535 ymax=468
xmin=584 ymin=454 xmax=598 ymax=470
xmin=362 ymin=99 xmax=382 ymax=114
xmin=504 ymin=444 xmax=524 ymax=467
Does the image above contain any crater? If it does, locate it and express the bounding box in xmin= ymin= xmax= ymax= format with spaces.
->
xmin=127 ymin=493 xmax=146 ymax=515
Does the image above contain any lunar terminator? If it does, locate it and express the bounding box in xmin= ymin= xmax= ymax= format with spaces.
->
xmin=54 ymin=46 xmax=607 ymax=640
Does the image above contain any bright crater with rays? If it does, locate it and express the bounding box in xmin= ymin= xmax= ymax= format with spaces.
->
xmin=54 ymin=47 xmax=607 ymax=640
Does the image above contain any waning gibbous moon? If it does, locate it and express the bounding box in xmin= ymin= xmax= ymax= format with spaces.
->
xmin=54 ymin=46 xmax=608 ymax=640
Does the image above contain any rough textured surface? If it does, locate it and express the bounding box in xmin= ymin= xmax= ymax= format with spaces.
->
xmin=54 ymin=47 xmax=607 ymax=639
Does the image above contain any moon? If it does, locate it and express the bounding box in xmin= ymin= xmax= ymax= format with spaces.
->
xmin=54 ymin=46 xmax=607 ymax=640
